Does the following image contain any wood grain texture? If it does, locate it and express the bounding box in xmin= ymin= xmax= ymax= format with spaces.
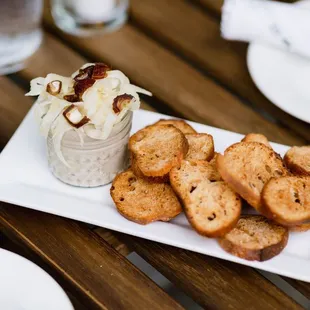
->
xmin=195 ymin=0 xmax=223 ymax=15
xmin=11 ymin=30 xmax=302 ymax=307
xmin=101 ymin=233 xmax=303 ymax=310
xmin=43 ymin=15 xmax=306 ymax=146
xmin=2 ymin=235 xmax=88 ymax=310
xmin=0 ymin=204 xmax=183 ymax=310
xmin=130 ymin=0 xmax=310 ymax=143
xmin=0 ymin=77 xmax=32 ymax=147
xmin=0 ymin=4 xmax=305 ymax=308
xmin=93 ymin=228 xmax=131 ymax=256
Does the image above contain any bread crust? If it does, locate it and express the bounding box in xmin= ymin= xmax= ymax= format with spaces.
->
xmin=152 ymin=119 xmax=197 ymax=134
xmin=208 ymin=153 xmax=222 ymax=181
xmin=184 ymin=188 xmax=241 ymax=238
xmin=185 ymin=133 xmax=214 ymax=161
xmin=218 ymin=215 xmax=289 ymax=261
xmin=219 ymin=233 xmax=288 ymax=261
xmin=131 ymin=154 xmax=169 ymax=183
xmin=284 ymin=146 xmax=310 ymax=176
xmin=241 ymin=133 xmax=271 ymax=148
xmin=110 ymin=169 xmax=182 ymax=224
xmin=217 ymin=153 xmax=259 ymax=208
xmin=261 ymin=176 xmax=310 ymax=226
xmin=290 ymin=223 xmax=310 ymax=232
xmin=170 ymin=160 xmax=222 ymax=201
xmin=170 ymin=160 xmax=241 ymax=237
xmin=216 ymin=142 xmax=288 ymax=211
xmin=129 ymin=124 xmax=189 ymax=178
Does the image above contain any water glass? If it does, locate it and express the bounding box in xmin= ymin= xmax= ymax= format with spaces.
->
xmin=0 ymin=0 xmax=43 ymax=75
xmin=51 ymin=0 xmax=129 ymax=36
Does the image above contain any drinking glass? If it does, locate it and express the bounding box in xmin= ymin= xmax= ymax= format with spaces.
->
xmin=47 ymin=112 xmax=132 ymax=187
xmin=51 ymin=0 xmax=129 ymax=36
xmin=0 ymin=0 xmax=43 ymax=75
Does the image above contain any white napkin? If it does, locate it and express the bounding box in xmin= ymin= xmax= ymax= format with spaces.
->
xmin=221 ymin=0 xmax=310 ymax=59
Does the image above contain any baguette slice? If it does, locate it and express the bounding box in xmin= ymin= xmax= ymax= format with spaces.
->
xmin=219 ymin=215 xmax=288 ymax=261
xmin=284 ymin=146 xmax=310 ymax=176
xmin=131 ymin=154 xmax=169 ymax=183
xmin=261 ymin=176 xmax=310 ymax=226
xmin=208 ymin=153 xmax=222 ymax=181
xmin=217 ymin=142 xmax=288 ymax=211
xmin=241 ymin=133 xmax=271 ymax=148
xmin=290 ymin=223 xmax=310 ymax=232
xmin=110 ymin=169 xmax=182 ymax=224
xmin=153 ymin=119 xmax=197 ymax=134
xmin=185 ymin=133 xmax=214 ymax=161
xmin=170 ymin=160 xmax=241 ymax=237
xmin=129 ymin=124 xmax=188 ymax=178
xmin=170 ymin=160 xmax=222 ymax=199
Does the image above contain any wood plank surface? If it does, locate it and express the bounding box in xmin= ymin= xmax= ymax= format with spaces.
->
xmin=0 ymin=77 xmax=32 ymax=147
xmin=98 ymin=232 xmax=303 ymax=310
xmin=130 ymin=0 xmax=310 ymax=142
xmin=195 ymin=0 xmax=223 ymax=15
xmin=0 ymin=3 xmax=307 ymax=308
xmin=0 ymin=204 xmax=183 ymax=310
xmin=2 ymin=234 xmax=88 ymax=310
xmin=43 ymin=16 xmax=306 ymax=146
xmin=5 ymin=31 xmax=304 ymax=308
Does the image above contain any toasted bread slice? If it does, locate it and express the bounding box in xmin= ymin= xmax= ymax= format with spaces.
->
xmin=170 ymin=160 xmax=241 ymax=237
xmin=290 ymin=223 xmax=310 ymax=232
xmin=153 ymin=119 xmax=197 ymax=134
xmin=184 ymin=181 xmax=242 ymax=237
xmin=185 ymin=134 xmax=214 ymax=161
xmin=208 ymin=153 xmax=222 ymax=181
xmin=261 ymin=176 xmax=310 ymax=226
xmin=131 ymin=154 xmax=169 ymax=183
xmin=217 ymin=142 xmax=287 ymax=211
xmin=170 ymin=160 xmax=222 ymax=198
xmin=129 ymin=124 xmax=188 ymax=178
xmin=219 ymin=215 xmax=288 ymax=261
xmin=284 ymin=146 xmax=310 ymax=176
xmin=241 ymin=133 xmax=271 ymax=148
xmin=110 ymin=169 xmax=182 ymax=225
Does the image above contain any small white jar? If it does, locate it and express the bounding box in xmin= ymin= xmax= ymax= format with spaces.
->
xmin=47 ymin=112 xmax=132 ymax=187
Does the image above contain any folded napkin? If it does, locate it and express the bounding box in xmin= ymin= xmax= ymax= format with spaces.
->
xmin=221 ymin=0 xmax=310 ymax=59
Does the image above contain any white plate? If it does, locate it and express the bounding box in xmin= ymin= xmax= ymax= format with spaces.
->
xmin=0 ymin=108 xmax=309 ymax=283
xmin=247 ymin=0 xmax=310 ymax=124
xmin=0 ymin=249 xmax=73 ymax=310
xmin=247 ymin=42 xmax=310 ymax=124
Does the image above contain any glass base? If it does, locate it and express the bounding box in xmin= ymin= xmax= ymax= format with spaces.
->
xmin=0 ymin=29 xmax=42 ymax=75
xmin=51 ymin=3 xmax=128 ymax=37
xmin=0 ymin=61 xmax=25 ymax=76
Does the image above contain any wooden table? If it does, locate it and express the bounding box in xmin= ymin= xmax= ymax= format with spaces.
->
xmin=1 ymin=1 xmax=310 ymax=309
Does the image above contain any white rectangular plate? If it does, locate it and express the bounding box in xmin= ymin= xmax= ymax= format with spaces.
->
xmin=0 ymin=107 xmax=309 ymax=283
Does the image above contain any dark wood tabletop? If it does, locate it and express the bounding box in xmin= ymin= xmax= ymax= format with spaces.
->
xmin=1 ymin=1 xmax=310 ymax=309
